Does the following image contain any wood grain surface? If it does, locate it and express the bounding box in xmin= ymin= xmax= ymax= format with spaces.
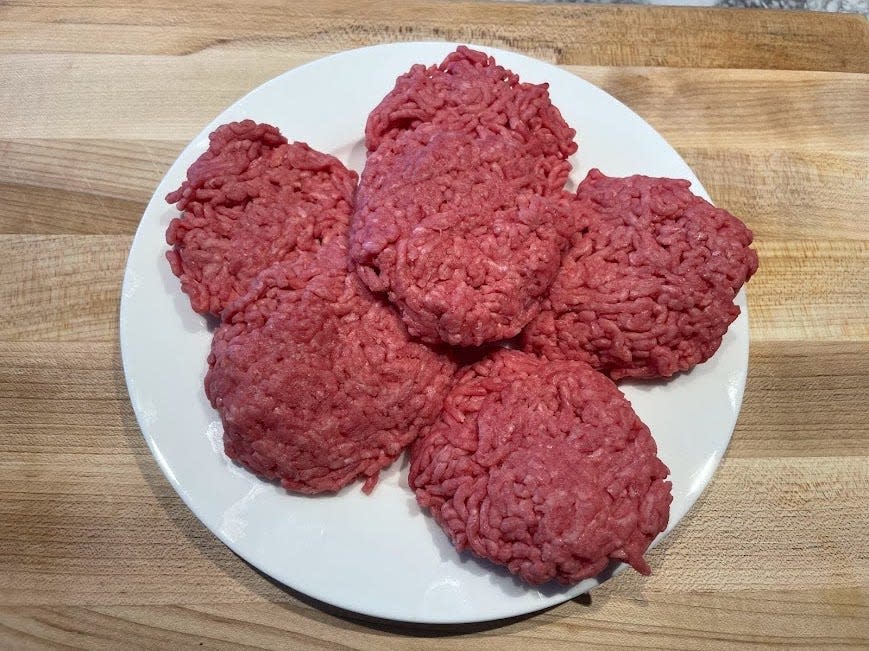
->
xmin=1 ymin=1 xmax=868 ymax=648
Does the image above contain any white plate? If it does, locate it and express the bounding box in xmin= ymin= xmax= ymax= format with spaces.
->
xmin=120 ymin=42 xmax=749 ymax=624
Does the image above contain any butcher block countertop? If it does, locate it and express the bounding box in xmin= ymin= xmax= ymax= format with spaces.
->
xmin=1 ymin=1 xmax=867 ymax=648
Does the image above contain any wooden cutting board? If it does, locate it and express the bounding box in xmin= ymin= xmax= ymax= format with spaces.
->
xmin=1 ymin=1 xmax=867 ymax=648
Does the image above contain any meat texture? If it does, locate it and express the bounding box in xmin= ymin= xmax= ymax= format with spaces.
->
xmin=205 ymin=240 xmax=456 ymax=494
xmin=352 ymin=46 xmax=579 ymax=346
xmin=365 ymin=45 xmax=577 ymax=174
xmin=522 ymin=169 xmax=758 ymax=380
xmin=352 ymin=126 xmax=573 ymax=346
xmin=165 ymin=120 xmax=358 ymax=316
xmin=409 ymin=349 xmax=672 ymax=585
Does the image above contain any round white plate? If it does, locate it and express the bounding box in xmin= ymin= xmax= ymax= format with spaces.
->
xmin=120 ymin=42 xmax=749 ymax=624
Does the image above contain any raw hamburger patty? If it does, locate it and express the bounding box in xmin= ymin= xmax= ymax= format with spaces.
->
xmin=205 ymin=240 xmax=457 ymax=494
xmin=522 ymin=169 xmax=759 ymax=380
xmin=409 ymin=349 xmax=672 ymax=585
xmin=351 ymin=125 xmax=573 ymax=347
xmin=353 ymin=46 xmax=580 ymax=347
xmin=365 ymin=46 xmax=577 ymax=189
xmin=165 ymin=120 xmax=358 ymax=316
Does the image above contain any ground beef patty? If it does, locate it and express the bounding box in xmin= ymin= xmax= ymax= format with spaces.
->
xmin=366 ymin=46 xmax=577 ymax=189
xmin=353 ymin=46 xmax=579 ymax=347
xmin=165 ymin=120 xmax=358 ymax=316
xmin=205 ymin=240 xmax=456 ymax=494
xmin=409 ymin=349 xmax=672 ymax=585
xmin=351 ymin=125 xmax=573 ymax=347
xmin=522 ymin=169 xmax=759 ymax=380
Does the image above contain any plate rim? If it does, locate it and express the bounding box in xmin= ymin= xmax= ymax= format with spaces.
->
xmin=119 ymin=40 xmax=749 ymax=624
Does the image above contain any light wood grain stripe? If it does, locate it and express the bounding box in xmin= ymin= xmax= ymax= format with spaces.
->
xmin=0 ymin=54 xmax=866 ymax=145
xmin=749 ymin=239 xmax=868 ymax=342
xmin=2 ymin=139 xmax=866 ymax=241
xmin=0 ymin=52 xmax=308 ymax=140
xmin=1 ymin=0 xmax=867 ymax=72
xmin=568 ymin=67 xmax=869 ymax=155
xmin=0 ymin=139 xmax=180 ymax=203
xmin=679 ymin=148 xmax=869 ymax=242
xmin=0 ymin=184 xmax=142 ymax=236
xmin=0 ymin=236 xmax=129 ymax=342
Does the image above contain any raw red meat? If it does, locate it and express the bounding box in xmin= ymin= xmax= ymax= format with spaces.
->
xmin=165 ymin=120 xmax=357 ymax=316
xmin=351 ymin=125 xmax=573 ymax=346
xmin=523 ymin=169 xmax=758 ymax=379
xmin=205 ymin=240 xmax=456 ymax=494
xmin=365 ymin=45 xmax=577 ymax=177
xmin=409 ymin=349 xmax=672 ymax=585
